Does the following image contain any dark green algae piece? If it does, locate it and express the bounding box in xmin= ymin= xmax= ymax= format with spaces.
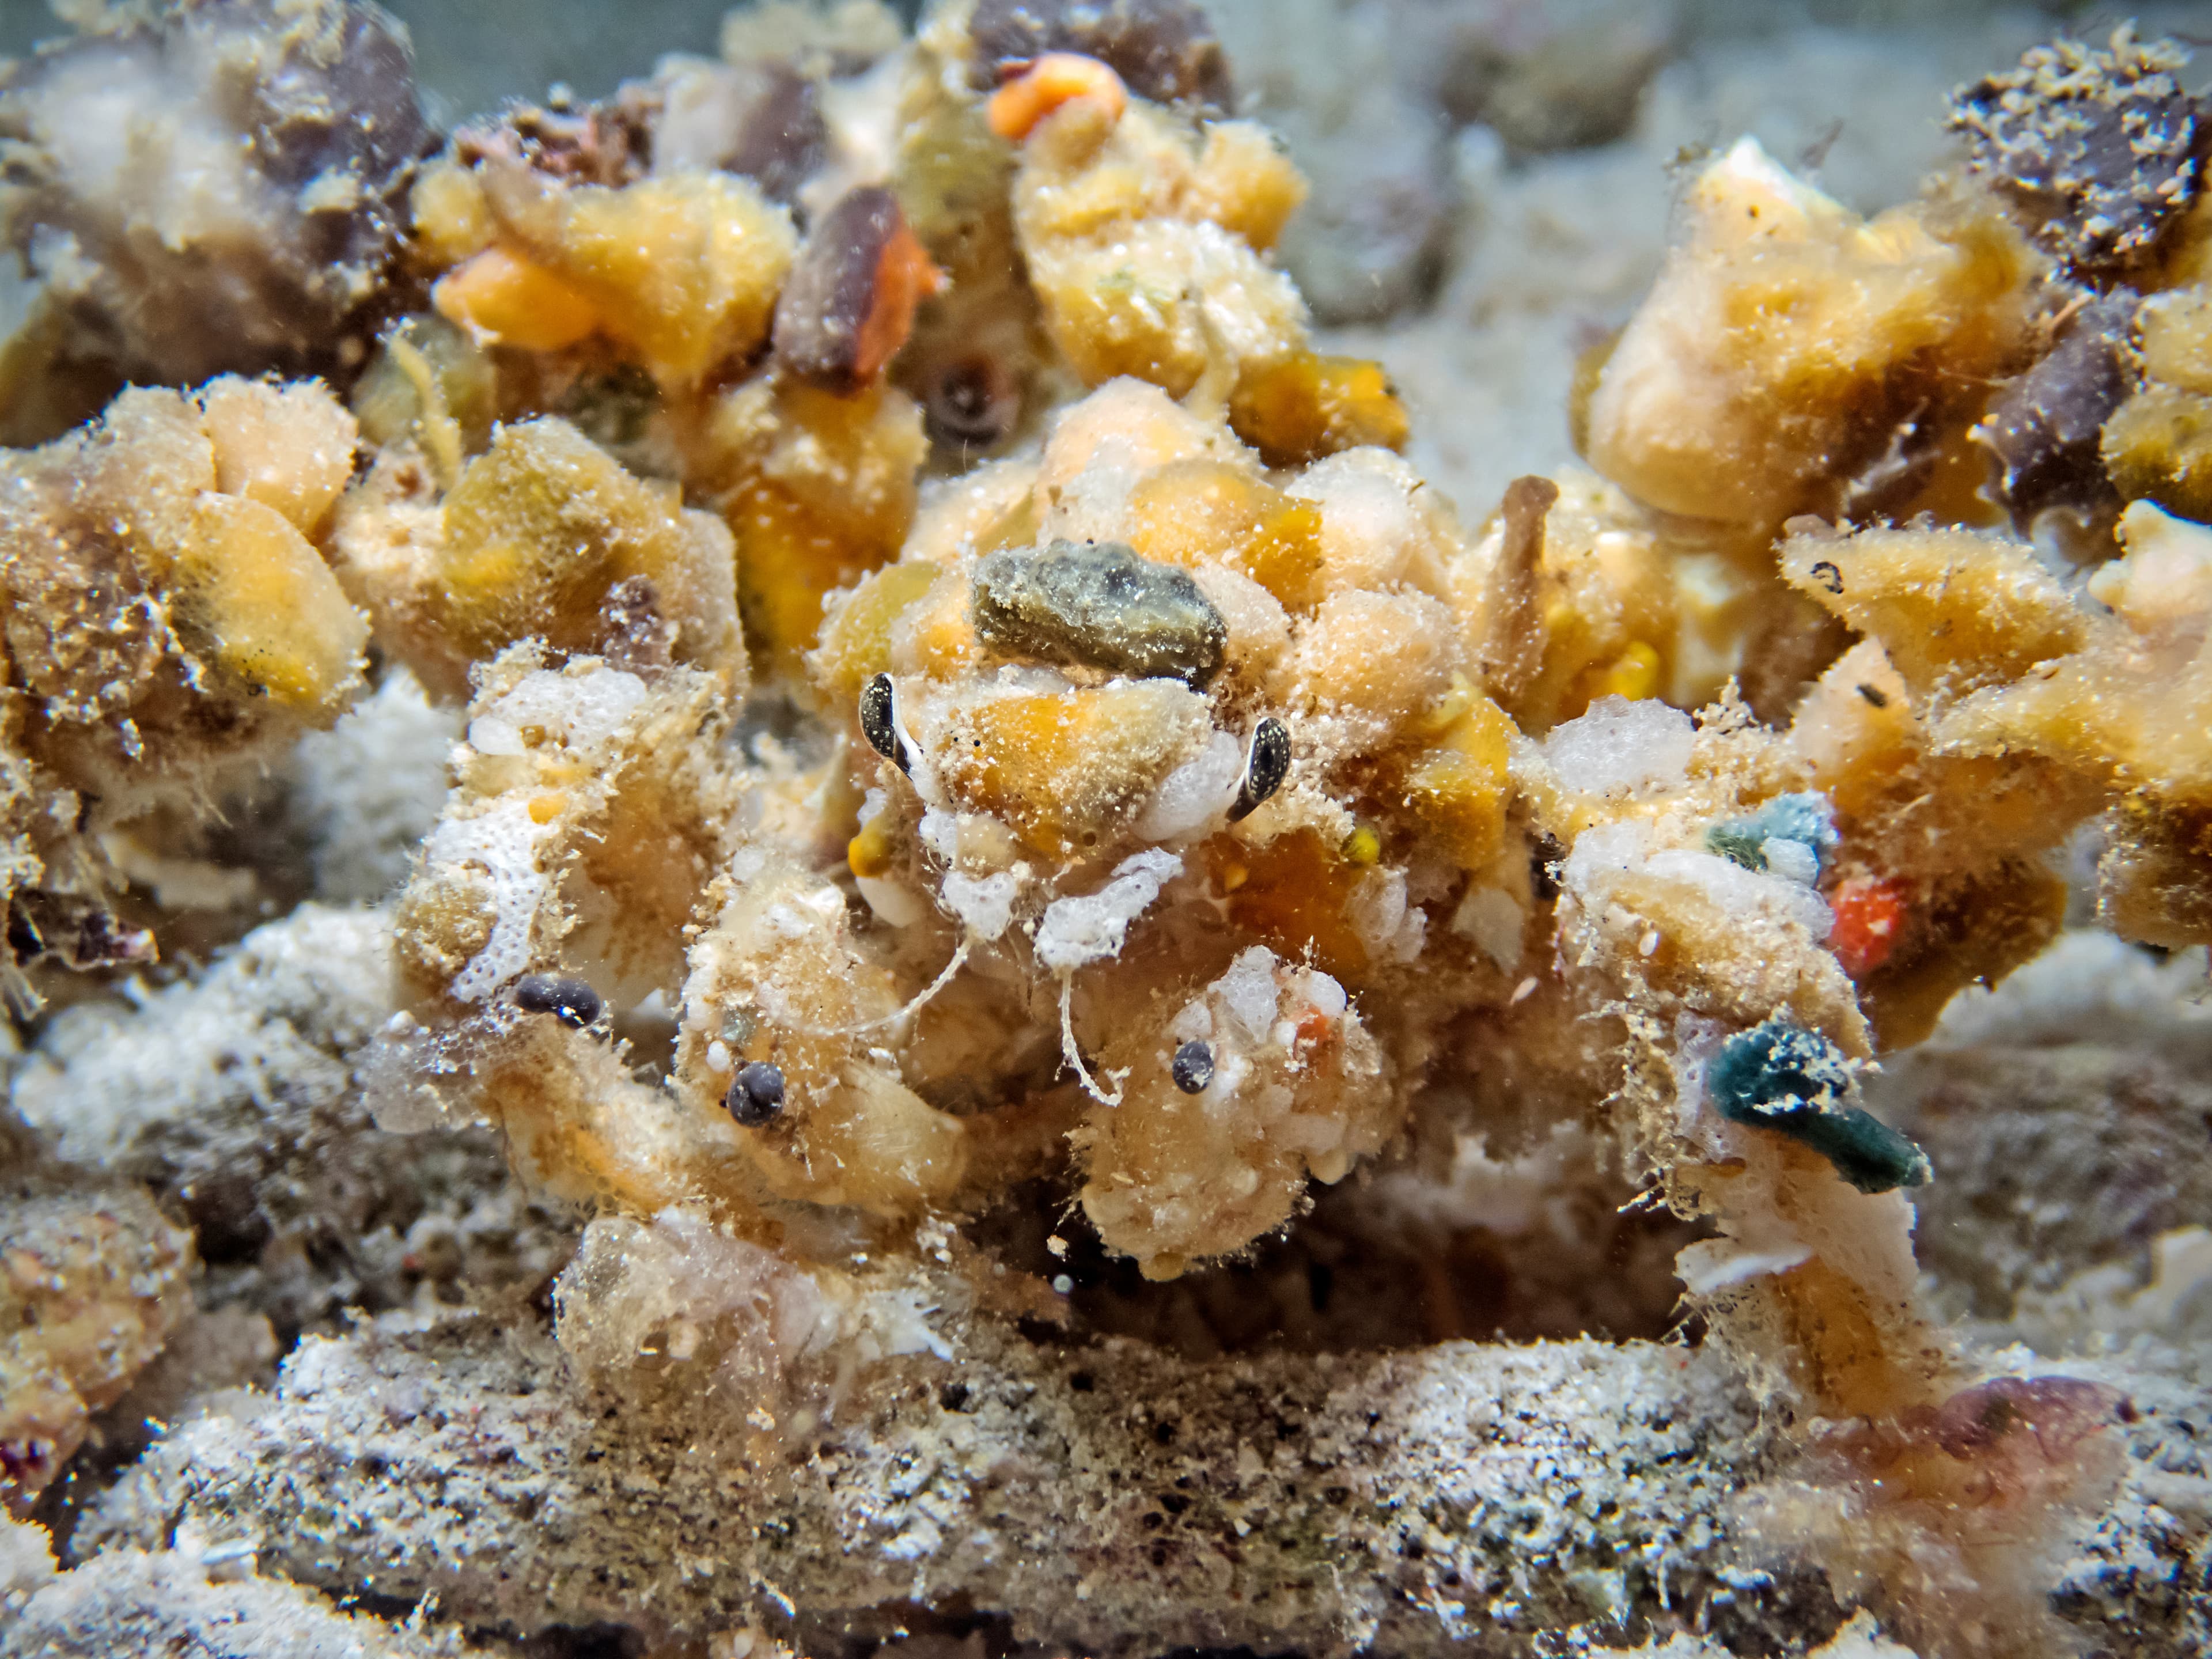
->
xmin=1707 ymin=1017 xmax=1931 ymax=1194
xmin=972 ymin=540 xmax=1228 ymax=688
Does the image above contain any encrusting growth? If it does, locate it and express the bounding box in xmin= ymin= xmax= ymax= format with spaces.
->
xmin=0 ymin=0 xmax=434 ymax=439
xmin=0 ymin=1112 xmax=195 ymax=1516
xmin=0 ymin=374 xmax=371 ymax=1001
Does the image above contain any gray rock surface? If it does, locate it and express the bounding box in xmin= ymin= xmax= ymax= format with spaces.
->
xmin=77 ymin=1308 xmax=2212 ymax=1656
xmin=1866 ymin=936 xmax=2212 ymax=1327
xmin=84 ymin=1308 xmax=1793 ymax=1653
xmin=0 ymin=1542 xmax=461 ymax=1659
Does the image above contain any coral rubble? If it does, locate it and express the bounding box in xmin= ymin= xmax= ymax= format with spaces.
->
xmin=0 ymin=2 xmax=2209 ymax=1656
xmin=0 ymin=0 xmax=433 ymax=437
xmin=0 ymin=1125 xmax=193 ymax=1516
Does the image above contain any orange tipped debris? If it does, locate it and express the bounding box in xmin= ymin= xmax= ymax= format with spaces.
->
xmin=772 ymin=187 xmax=944 ymax=392
xmin=432 ymin=245 xmax=603 ymax=351
xmin=987 ymin=52 xmax=1128 ymax=142
xmin=854 ymin=216 xmax=943 ymax=384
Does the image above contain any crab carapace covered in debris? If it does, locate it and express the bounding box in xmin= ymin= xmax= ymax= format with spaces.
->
xmin=3 ymin=6 xmax=2206 ymax=1646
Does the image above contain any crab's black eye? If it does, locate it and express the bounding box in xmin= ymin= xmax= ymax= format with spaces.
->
xmin=727 ymin=1060 xmax=787 ymax=1127
xmin=513 ymin=974 xmax=603 ymax=1029
xmin=1171 ymin=1039 xmax=1214 ymax=1094
xmin=860 ymin=672 xmax=910 ymax=773
xmin=926 ymin=353 xmax=1021 ymax=450
xmin=1228 ymin=717 xmax=1290 ymax=822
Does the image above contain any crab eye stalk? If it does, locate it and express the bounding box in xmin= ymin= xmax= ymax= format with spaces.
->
xmin=860 ymin=672 xmax=911 ymax=774
xmin=1228 ymin=717 xmax=1291 ymax=822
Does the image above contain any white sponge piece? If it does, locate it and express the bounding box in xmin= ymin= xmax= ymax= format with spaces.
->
xmin=1559 ymin=820 xmax=1653 ymax=896
xmin=1762 ymin=836 xmax=1821 ymax=887
xmin=468 ymin=666 xmax=648 ymax=758
xmin=1286 ymin=967 xmax=1347 ymax=1021
xmin=1563 ymin=821 xmax=1832 ymax=941
xmin=1540 ymin=696 xmax=1695 ymax=797
xmin=1349 ymin=867 xmax=1410 ymax=960
xmin=1641 ymin=848 xmax=1832 ymax=940
xmin=1134 ymin=730 xmax=1242 ymax=841
xmin=1215 ymin=946 xmax=1281 ymax=1046
xmin=943 ymin=870 xmax=1022 ymax=941
xmin=425 ymin=797 xmax=550 ymax=1002
xmin=1034 ymin=849 xmax=1183 ymax=973
xmin=0 ymin=1514 xmax=57 ymax=1599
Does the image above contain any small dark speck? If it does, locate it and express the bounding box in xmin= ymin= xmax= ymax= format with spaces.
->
xmin=1308 ymin=1260 xmax=1334 ymax=1313
xmin=1070 ymin=1371 xmax=1095 ymax=1392
xmin=726 ymin=1060 xmax=786 ymax=1127
xmin=1799 ymin=118 xmax=1846 ymax=172
xmin=1530 ymin=834 xmax=1565 ymax=902
xmin=1159 ymin=1491 xmax=1189 ymax=1514
xmin=1171 ymin=1039 xmax=1214 ymax=1094
xmin=1857 ymin=683 xmax=1889 ymax=708
xmin=1152 ymin=1419 xmax=1178 ymax=1445
xmin=938 ymin=1381 xmax=972 ymax=1412
xmin=1810 ymin=559 xmax=1844 ymax=595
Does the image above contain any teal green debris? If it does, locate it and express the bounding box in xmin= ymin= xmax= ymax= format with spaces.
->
xmin=1707 ymin=791 xmax=1839 ymax=877
xmin=1707 ymin=1017 xmax=1931 ymax=1194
